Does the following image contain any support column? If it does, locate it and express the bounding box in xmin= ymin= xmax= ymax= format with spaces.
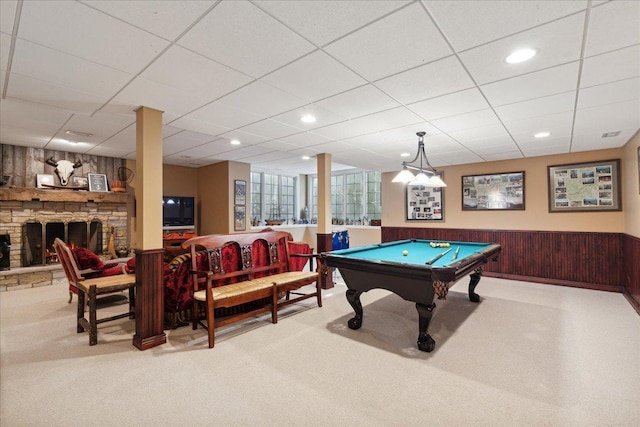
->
xmin=132 ymin=106 xmax=167 ymax=350
xmin=316 ymin=153 xmax=333 ymax=289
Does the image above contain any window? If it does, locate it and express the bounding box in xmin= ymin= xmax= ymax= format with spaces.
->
xmin=250 ymin=172 xmax=296 ymax=223
xmin=310 ymin=170 xmax=381 ymax=225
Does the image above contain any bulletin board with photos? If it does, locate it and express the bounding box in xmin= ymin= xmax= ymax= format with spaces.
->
xmin=462 ymin=171 xmax=524 ymax=210
xmin=547 ymin=159 xmax=621 ymax=212
xmin=405 ymin=176 xmax=444 ymax=221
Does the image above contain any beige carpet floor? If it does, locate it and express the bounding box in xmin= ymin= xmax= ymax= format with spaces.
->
xmin=1 ymin=276 xmax=639 ymax=426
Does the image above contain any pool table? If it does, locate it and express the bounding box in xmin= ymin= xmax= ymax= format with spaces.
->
xmin=323 ymin=239 xmax=501 ymax=352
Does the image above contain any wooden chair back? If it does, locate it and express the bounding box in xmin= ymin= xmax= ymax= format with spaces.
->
xmin=53 ymin=238 xmax=83 ymax=286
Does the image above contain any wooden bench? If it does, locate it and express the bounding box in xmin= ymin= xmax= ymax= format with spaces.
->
xmin=54 ymin=238 xmax=136 ymax=346
xmin=182 ymin=231 xmax=322 ymax=348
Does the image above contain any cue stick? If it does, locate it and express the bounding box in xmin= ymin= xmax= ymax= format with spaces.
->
xmin=451 ymin=246 xmax=460 ymax=261
xmin=425 ymin=248 xmax=452 ymax=265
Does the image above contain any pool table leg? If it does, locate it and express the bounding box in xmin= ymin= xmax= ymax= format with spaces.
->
xmin=416 ymin=302 xmax=436 ymax=352
xmin=468 ymin=265 xmax=484 ymax=303
xmin=345 ymin=289 xmax=363 ymax=329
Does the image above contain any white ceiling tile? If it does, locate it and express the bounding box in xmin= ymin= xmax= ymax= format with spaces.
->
xmin=239 ymin=119 xmax=304 ymax=140
xmin=1 ymin=32 xmax=11 ymax=71
xmin=257 ymin=139 xmax=303 ymax=152
xmin=376 ymin=56 xmax=474 ymax=104
xmin=11 ymin=39 xmax=132 ymax=99
xmin=109 ymin=77 xmax=211 ymax=118
xmin=574 ymin=99 xmax=640 ymax=137
xmin=262 ymin=50 xmax=367 ymax=104
xmin=0 ymin=0 xmax=17 ymax=34
xmin=408 ymin=88 xmax=490 ymax=121
xmin=425 ymin=0 xmax=587 ymax=52
xmin=217 ymin=130 xmax=271 ymax=146
xmin=217 ymin=81 xmax=306 ymax=118
xmin=449 ymin=125 xmax=512 ymax=143
xmin=83 ymin=0 xmax=215 ymax=40
xmin=183 ymin=101 xmax=263 ymax=130
xmin=313 ymin=84 xmax=401 ymax=120
xmin=141 ymin=45 xmax=253 ymax=100
xmin=432 ymin=150 xmax=484 ymax=165
xmin=325 ymin=2 xmax=453 ymax=81
xmin=279 ymin=132 xmax=333 ymax=147
xmin=459 ymin=13 xmax=585 ymax=85
xmin=162 ymin=130 xmax=218 ymax=156
xmin=0 ymin=97 xmax=71 ymax=135
xmin=585 ymin=0 xmax=640 ymax=57
xmin=56 ymin=111 xmax=135 ymax=145
xmin=480 ymin=150 xmax=524 ymax=162
xmin=178 ymin=0 xmax=315 ymax=77
xmin=167 ymin=116 xmax=231 ymax=138
xmin=520 ymin=139 xmax=571 ymax=157
xmin=577 ymin=78 xmax=640 ymax=110
xmin=208 ymin=144 xmax=273 ymax=162
xmin=481 ymin=62 xmax=579 ymax=106
xmin=269 ymin=105 xmax=347 ymax=131
xmin=313 ymin=107 xmax=423 ymax=140
xmin=503 ymin=111 xmax=575 ymax=136
xmin=495 ymin=92 xmax=576 ymax=122
xmin=5 ymin=72 xmax=108 ymax=114
xmin=572 ymin=126 xmax=638 ymax=152
xmin=255 ymin=0 xmax=410 ymax=46
xmin=580 ymin=45 xmax=640 ymax=89
xmin=431 ymin=109 xmax=501 ymax=133
xmin=18 ymin=0 xmax=169 ymax=74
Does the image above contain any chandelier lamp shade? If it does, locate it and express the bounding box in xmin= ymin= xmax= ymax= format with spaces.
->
xmin=391 ymin=132 xmax=446 ymax=187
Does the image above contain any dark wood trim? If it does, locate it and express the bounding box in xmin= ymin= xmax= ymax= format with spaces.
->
xmin=316 ymin=233 xmax=334 ymax=289
xmin=382 ymin=227 xmax=624 ymax=292
xmin=623 ymin=234 xmax=640 ymax=315
xmin=133 ymin=248 xmax=166 ymax=350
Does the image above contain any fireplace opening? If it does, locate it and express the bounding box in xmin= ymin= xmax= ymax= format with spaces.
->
xmin=22 ymin=219 xmax=103 ymax=266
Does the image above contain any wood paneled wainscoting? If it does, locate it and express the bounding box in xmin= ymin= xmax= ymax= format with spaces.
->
xmin=382 ymin=227 xmax=626 ymax=295
xmin=623 ymin=234 xmax=640 ymax=314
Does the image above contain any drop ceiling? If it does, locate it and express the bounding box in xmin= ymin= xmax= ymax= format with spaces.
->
xmin=1 ymin=0 xmax=638 ymax=175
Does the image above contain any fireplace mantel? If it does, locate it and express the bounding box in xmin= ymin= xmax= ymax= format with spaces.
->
xmin=1 ymin=187 xmax=132 ymax=204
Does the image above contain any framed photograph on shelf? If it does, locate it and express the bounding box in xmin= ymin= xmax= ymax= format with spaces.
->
xmin=36 ymin=174 xmax=55 ymax=189
xmin=234 ymin=180 xmax=246 ymax=205
xmin=72 ymin=176 xmax=88 ymax=188
xmin=234 ymin=205 xmax=246 ymax=231
xmin=547 ymin=159 xmax=621 ymax=212
xmin=405 ymin=173 xmax=444 ymax=221
xmin=462 ymin=171 xmax=524 ymax=210
xmin=87 ymin=173 xmax=109 ymax=192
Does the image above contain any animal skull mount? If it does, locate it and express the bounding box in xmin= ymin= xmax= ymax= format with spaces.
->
xmin=45 ymin=157 xmax=83 ymax=186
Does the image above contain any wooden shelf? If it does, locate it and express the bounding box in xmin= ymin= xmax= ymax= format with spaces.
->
xmin=0 ymin=187 xmax=132 ymax=204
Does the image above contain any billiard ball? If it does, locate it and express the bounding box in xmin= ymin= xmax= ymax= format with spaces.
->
xmin=402 ymin=250 xmax=409 ymax=256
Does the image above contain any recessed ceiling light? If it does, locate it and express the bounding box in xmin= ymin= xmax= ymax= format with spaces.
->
xmin=505 ymin=48 xmax=537 ymax=64
xmin=302 ymin=156 xmax=311 ymax=160
xmin=230 ymin=139 xmax=241 ymax=145
xmin=300 ymin=114 xmax=316 ymax=123
xmin=534 ymin=132 xmax=551 ymax=138
xmin=400 ymin=152 xmax=411 ymax=157
xmin=65 ymin=130 xmax=93 ymax=137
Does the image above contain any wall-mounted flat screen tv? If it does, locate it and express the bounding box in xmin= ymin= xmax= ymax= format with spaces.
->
xmin=162 ymin=196 xmax=195 ymax=230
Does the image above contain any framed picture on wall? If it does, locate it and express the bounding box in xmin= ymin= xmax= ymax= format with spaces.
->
xmin=462 ymin=171 xmax=524 ymax=210
xmin=405 ymin=173 xmax=444 ymax=221
xmin=234 ymin=205 xmax=246 ymax=231
xmin=547 ymin=159 xmax=621 ymax=212
xmin=234 ymin=180 xmax=246 ymax=205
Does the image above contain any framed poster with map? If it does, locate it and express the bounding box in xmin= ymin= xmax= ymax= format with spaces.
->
xmin=547 ymin=159 xmax=621 ymax=212
xmin=462 ymin=171 xmax=524 ymax=210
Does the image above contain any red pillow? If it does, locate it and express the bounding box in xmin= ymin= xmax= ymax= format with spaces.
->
xmin=72 ymin=247 xmax=105 ymax=271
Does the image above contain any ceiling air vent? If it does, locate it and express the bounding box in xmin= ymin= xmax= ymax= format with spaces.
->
xmin=601 ymin=131 xmax=621 ymax=138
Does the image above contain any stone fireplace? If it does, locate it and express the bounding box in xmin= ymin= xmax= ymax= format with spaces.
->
xmin=0 ymin=188 xmax=131 ymax=270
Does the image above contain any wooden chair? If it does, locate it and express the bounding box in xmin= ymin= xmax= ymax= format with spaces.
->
xmin=54 ymin=238 xmax=136 ymax=346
